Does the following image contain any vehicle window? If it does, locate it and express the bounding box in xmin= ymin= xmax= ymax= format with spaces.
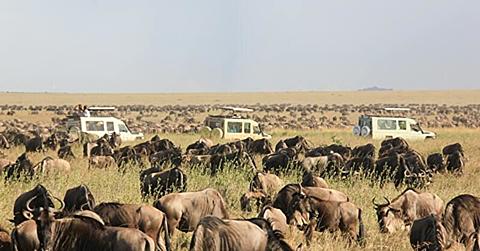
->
xmin=377 ymin=119 xmax=397 ymax=130
xmin=106 ymin=122 xmax=115 ymax=131
xmin=86 ymin=121 xmax=105 ymax=131
xmin=244 ymin=122 xmax=251 ymax=133
xmin=398 ymin=120 xmax=407 ymax=130
xmin=227 ymin=122 xmax=242 ymax=133
xmin=253 ymin=125 xmax=261 ymax=134
xmin=118 ymin=124 xmax=129 ymax=133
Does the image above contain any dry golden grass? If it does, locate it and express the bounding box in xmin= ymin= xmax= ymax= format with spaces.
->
xmin=0 ymin=128 xmax=479 ymax=251
xmin=1 ymin=89 xmax=480 ymax=105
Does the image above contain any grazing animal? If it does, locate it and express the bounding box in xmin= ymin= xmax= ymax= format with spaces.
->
xmin=427 ymin=153 xmax=445 ymax=173
xmin=442 ymin=143 xmax=464 ymax=157
xmin=88 ymin=156 xmax=116 ymax=169
xmin=189 ymin=216 xmax=297 ymax=251
xmin=63 ymin=184 xmax=96 ymax=213
xmin=12 ymin=184 xmax=58 ymax=225
xmin=24 ymin=136 xmax=44 ymax=152
xmin=409 ymin=214 xmax=449 ymax=251
xmin=141 ymin=167 xmax=187 ymax=199
xmin=153 ymin=188 xmax=229 ymax=235
xmin=10 ymin=219 xmax=40 ymax=251
xmin=445 ymin=151 xmax=464 ymax=174
xmin=443 ymin=194 xmax=480 ymax=246
xmin=248 ymin=138 xmax=274 ymax=155
xmin=372 ymin=188 xmax=444 ymax=233
xmin=258 ymin=206 xmax=289 ymax=235
xmin=301 ymin=171 xmax=328 ymax=188
xmin=249 ymin=172 xmax=283 ymax=195
xmin=240 ymin=190 xmax=269 ymax=212
xmin=94 ymin=203 xmax=170 ymax=251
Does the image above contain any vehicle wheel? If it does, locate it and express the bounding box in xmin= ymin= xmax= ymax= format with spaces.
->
xmin=199 ymin=126 xmax=212 ymax=138
xmin=353 ymin=126 xmax=361 ymax=136
xmin=360 ymin=126 xmax=371 ymax=137
xmin=211 ymin=128 xmax=223 ymax=139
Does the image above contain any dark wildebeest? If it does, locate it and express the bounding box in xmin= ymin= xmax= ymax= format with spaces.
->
xmin=373 ymin=151 xmax=430 ymax=188
xmin=262 ymin=152 xmax=293 ymax=174
xmin=0 ymin=226 xmax=11 ymax=251
xmin=58 ymin=145 xmax=75 ymax=160
xmin=90 ymin=139 xmax=114 ymax=157
xmin=109 ymin=132 xmax=122 ymax=148
xmin=63 ymin=184 xmax=96 ymax=213
xmin=372 ymin=188 xmax=444 ymax=233
xmin=44 ymin=133 xmax=58 ymax=151
xmin=288 ymin=190 xmax=365 ymax=245
xmin=272 ymin=184 xmax=348 ymax=217
xmin=443 ymin=194 xmax=480 ymax=246
xmin=445 ymin=151 xmax=464 ymax=174
xmin=344 ymin=156 xmax=375 ymax=176
xmin=427 ymin=153 xmax=445 ymax=173
xmin=24 ymin=136 xmax=44 ymax=152
xmin=12 ymin=184 xmax=59 ymax=225
xmin=149 ymin=148 xmax=182 ymax=168
xmin=153 ymin=188 xmax=229 ymax=235
xmin=141 ymin=167 xmax=187 ymax=199
xmin=189 ymin=216 xmax=298 ymax=251
xmin=248 ymin=138 xmax=274 ymax=155
xmin=5 ymin=153 xmax=36 ymax=180
xmin=249 ymin=172 xmax=283 ymax=195
xmin=94 ymin=203 xmax=171 ymax=251
xmin=277 ymin=136 xmax=311 ymax=153
xmin=351 ymin=143 xmax=375 ymax=159
xmin=240 ymin=190 xmax=269 ymax=212
xmin=409 ymin=214 xmax=449 ymax=251
xmin=442 ymin=143 xmax=464 ymax=157
xmin=83 ymin=142 xmax=98 ymax=157
xmin=379 ymin=137 xmax=410 ymax=157
xmin=209 ymin=151 xmax=257 ymax=175
xmin=28 ymin=205 xmax=156 ymax=251
xmin=185 ymin=139 xmax=211 ymax=155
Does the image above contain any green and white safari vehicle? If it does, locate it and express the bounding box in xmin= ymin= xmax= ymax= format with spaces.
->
xmin=200 ymin=107 xmax=272 ymax=140
xmin=353 ymin=108 xmax=436 ymax=141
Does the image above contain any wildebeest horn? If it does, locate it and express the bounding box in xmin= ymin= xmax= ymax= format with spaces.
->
xmin=372 ymin=197 xmax=380 ymax=207
xmin=25 ymin=195 xmax=38 ymax=212
xmin=53 ymin=195 xmax=64 ymax=210
xmin=383 ymin=196 xmax=391 ymax=205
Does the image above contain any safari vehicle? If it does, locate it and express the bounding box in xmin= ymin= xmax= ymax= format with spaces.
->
xmin=353 ymin=108 xmax=436 ymax=140
xmin=201 ymin=107 xmax=271 ymax=140
xmin=65 ymin=107 xmax=144 ymax=142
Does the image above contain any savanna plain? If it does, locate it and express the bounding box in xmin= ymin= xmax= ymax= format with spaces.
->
xmin=0 ymin=91 xmax=479 ymax=251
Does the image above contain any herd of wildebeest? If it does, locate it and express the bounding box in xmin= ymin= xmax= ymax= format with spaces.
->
xmin=1 ymin=103 xmax=480 ymax=134
xmin=0 ymin=124 xmax=476 ymax=251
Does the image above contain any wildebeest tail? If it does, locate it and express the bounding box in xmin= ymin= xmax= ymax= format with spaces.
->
xmin=358 ymin=208 xmax=366 ymax=246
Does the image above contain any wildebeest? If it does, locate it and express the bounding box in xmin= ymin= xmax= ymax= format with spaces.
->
xmin=141 ymin=167 xmax=187 ymax=198
xmin=12 ymin=184 xmax=58 ymax=225
xmin=0 ymin=226 xmax=11 ymax=251
xmin=240 ymin=190 xmax=269 ymax=212
xmin=288 ymin=190 xmax=365 ymax=244
xmin=90 ymin=139 xmax=114 ymax=157
xmin=445 ymin=151 xmax=464 ymax=174
xmin=58 ymin=145 xmax=76 ymax=160
xmin=5 ymin=153 xmax=35 ymax=180
xmin=153 ymin=188 xmax=229 ymax=234
xmin=443 ymin=194 xmax=480 ymax=246
xmin=409 ymin=214 xmax=449 ymax=251
xmin=209 ymin=151 xmax=257 ymax=175
xmin=301 ymin=153 xmax=345 ymax=177
xmin=63 ymin=184 xmax=96 ymax=213
xmin=351 ymin=143 xmax=375 ymax=159
xmin=301 ymin=171 xmax=328 ymax=188
xmin=372 ymin=188 xmax=444 ymax=233
xmin=248 ymin=138 xmax=274 ymax=155
xmin=258 ymin=206 xmax=289 ymax=235
xmin=427 ymin=153 xmax=445 ymax=173
xmin=276 ymin=136 xmax=311 ymax=153
xmin=373 ymin=151 xmax=430 ymax=188
xmin=262 ymin=152 xmax=292 ymax=174
xmin=442 ymin=143 xmax=464 ymax=156
xmin=24 ymin=136 xmax=44 ymax=152
xmin=249 ymin=172 xmax=283 ymax=195
xmin=34 ymin=156 xmax=72 ymax=175
xmin=29 ymin=206 xmax=156 ymax=251
xmin=88 ymin=156 xmax=116 ymax=169
xmin=149 ymin=148 xmax=182 ymax=168
xmin=379 ymin=137 xmax=410 ymax=157
xmin=185 ymin=138 xmax=212 ymax=155
xmin=10 ymin=219 xmax=39 ymax=251
xmin=189 ymin=216 xmax=297 ymax=251
xmin=272 ymin=184 xmax=349 ymax=217
xmin=94 ymin=203 xmax=170 ymax=251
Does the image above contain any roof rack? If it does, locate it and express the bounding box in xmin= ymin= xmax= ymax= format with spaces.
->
xmin=88 ymin=106 xmax=116 ymax=111
xmin=220 ymin=106 xmax=253 ymax=113
xmin=384 ymin=107 xmax=410 ymax=111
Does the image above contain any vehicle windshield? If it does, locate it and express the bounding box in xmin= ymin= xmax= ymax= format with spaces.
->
xmin=411 ymin=123 xmax=424 ymax=133
xmin=118 ymin=123 xmax=130 ymax=133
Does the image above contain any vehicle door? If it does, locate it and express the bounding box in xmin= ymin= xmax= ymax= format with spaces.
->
xmin=397 ymin=119 xmax=410 ymax=139
xmin=225 ymin=121 xmax=243 ymax=140
xmin=106 ymin=121 xmax=115 ymax=135
xmin=375 ymin=118 xmax=398 ymax=140
xmin=117 ymin=122 xmax=131 ymax=141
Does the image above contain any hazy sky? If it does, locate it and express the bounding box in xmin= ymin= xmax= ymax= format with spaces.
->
xmin=0 ymin=0 xmax=479 ymax=92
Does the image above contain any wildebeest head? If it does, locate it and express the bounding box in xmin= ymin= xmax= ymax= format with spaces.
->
xmin=287 ymin=190 xmax=311 ymax=230
xmin=372 ymin=197 xmax=405 ymax=233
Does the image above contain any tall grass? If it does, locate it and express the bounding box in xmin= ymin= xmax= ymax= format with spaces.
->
xmin=0 ymin=128 xmax=478 ymax=250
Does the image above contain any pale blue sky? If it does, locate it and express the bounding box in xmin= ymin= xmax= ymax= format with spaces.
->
xmin=0 ymin=0 xmax=479 ymax=92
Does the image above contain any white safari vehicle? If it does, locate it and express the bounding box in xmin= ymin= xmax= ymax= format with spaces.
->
xmin=353 ymin=109 xmax=436 ymax=141
xmin=201 ymin=107 xmax=271 ymax=140
xmin=65 ymin=107 xmax=144 ymax=142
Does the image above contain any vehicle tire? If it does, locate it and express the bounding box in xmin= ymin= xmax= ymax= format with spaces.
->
xmin=360 ymin=126 xmax=371 ymax=137
xmin=211 ymin=128 xmax=223 ymax=139
xmin=353 ymin=126 xmax=361 ymax=136
xmin=199 ymin=126 xmax=212 ymax=138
